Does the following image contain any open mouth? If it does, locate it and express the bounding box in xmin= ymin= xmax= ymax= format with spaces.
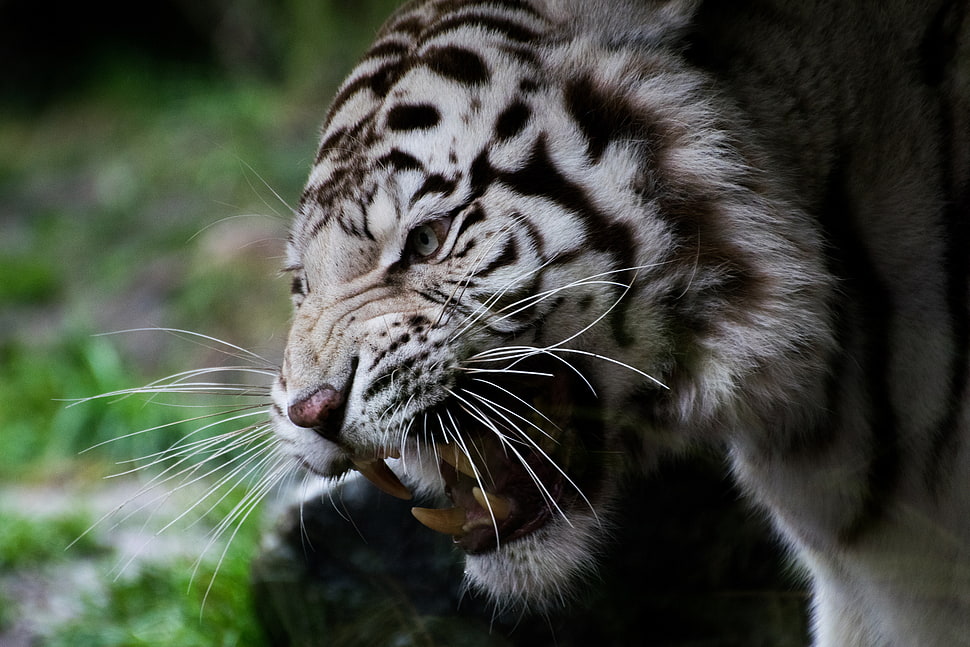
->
xmin=348 ymin=362 xmax=599 ymax=554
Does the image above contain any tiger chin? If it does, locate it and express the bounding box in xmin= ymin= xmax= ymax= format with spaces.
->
xmin=268 ymin=0 xmax=970 ymax=644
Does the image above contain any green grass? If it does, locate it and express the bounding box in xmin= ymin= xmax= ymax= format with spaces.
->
xmin=0 ymin=492 xmax=266 ymax=647
xmin=0 ymin=63 xmax=304 ymax=647
xmin=0 ymin=508 xmax=103 ymax=571
xmin=43 ymin=513 xmax=266 ymax=647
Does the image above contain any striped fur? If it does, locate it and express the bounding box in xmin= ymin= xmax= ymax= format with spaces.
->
xmin=272 ymin=1 xmax=970 ymax=644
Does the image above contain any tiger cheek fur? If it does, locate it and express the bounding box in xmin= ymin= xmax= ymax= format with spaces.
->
xmin=269 ymin=0 xmax=970 ymax=644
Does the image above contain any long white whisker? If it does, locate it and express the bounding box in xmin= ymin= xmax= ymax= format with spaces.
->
xmin=435 ymin=213 xmax=530 ymax=328
xmin=466 ymin=346 xmax=598 ymax=395
xmin=107 ymin=429 xmax=273 ymax=537
xmin=469 ymin=378 xmax=560 ymax=436
xmin=80 ymin=403 xmax=268 ymax=455
xmin=447 ymin=386 xmax=573 ymax=526
xmin=94 ymin=328 xmax=275 ymax=366
xmin=449 ymin=255 xmax=560 ymax=343
xmin=462 ymin=388 xmax=598 ymax=522
xmin=438 ymin=395 xmax=504 ymax=546
xmin=106 ymin=409 xmax=271 ymax=471
xmin=156 ymin=430 xmax=277 ymax=534
xmin=196 ymin=454 xmax=291 ymax=612
xmin=66 ymin=366 xmax=276 ymax=409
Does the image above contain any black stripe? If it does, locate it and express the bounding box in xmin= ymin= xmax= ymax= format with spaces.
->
xmin=565 ymin=75 xmax=673 ymax=164
xmin=410 ymin=174 xmax=458 ymax=206
xmin=326 ymin=59 xmax=410 ymax=126
xmin=419 ymin=12 xmax=538 ymax=44
xmin=498 ymin=137 xmax=598 ymax=225
xmin=484 ymin=137 xmax=638 ymax=345
xmin=923 ymin=0 xmax=970 ymax=492
xmin=494 ymin=100 xmax=531 ymax=140
xmin=314 ymin=127 xmax=348 ymax=164
xmin=499 ymin=43 xmax=541 ymax=67
xmin=519 ymin=214 xmax=546 ymax=261
xmin=365 ymin=39 xmax=411 ymax=62
xmin=453 ymin=203 xmax=486 ymax=240
xmin=386 ymin=103 xmax=441 ymax=131
xmin=472 ymin=237 xmax=519 ymax=277
xmin=421 ymin=45 xmax=490 ymax=85
xmin=376 ymin=149 xmax=424 ymax=172
xmin=655 ymin=187 xmax=763 ymax=312
xmin=415 ymin=288 xmax=452 ymax=307
xmin=433 ymin=0 xmax=542 ymax=20
xmin=819 ymin=158 xmax=901 ymax=544
xmin=380 ymin=14 xmax=425 ymax=39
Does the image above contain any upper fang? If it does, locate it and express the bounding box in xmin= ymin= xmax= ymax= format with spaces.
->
xmin=438 ymin=444 xmax=478 ymax=479
xmin=352 ymin=458 xmax=413 ymax=500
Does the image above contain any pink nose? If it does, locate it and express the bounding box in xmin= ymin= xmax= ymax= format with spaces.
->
xmin=288 ymin=385 xmax=346 ymax=439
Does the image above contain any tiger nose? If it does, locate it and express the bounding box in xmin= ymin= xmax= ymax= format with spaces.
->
xmin=288 ymin=385 xmax=346 ymax=440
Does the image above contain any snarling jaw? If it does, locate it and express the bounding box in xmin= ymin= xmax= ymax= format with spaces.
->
xmin=269 ymin=154 xmax=651 ymax=607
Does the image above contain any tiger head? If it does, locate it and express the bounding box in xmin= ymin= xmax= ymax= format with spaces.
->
xmin=270 ymin=0 xmax=831 ymax=608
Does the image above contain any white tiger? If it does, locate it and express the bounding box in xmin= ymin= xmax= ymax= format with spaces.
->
xmin=269 ymin=1 xmax=970 ymax=644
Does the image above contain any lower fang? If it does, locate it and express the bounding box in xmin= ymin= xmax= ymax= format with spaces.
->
xmin=411 ymin=506 xmax=467 ymax=536
xmin=472 ymin=487 xmax=511 ymax=521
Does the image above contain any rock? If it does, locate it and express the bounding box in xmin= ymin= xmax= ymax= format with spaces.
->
xmin=252 ymin=458 xmax=808 ymax=646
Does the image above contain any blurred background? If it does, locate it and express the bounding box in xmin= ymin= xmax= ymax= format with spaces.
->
xmin=0 ymin=1 xmax=400 ymax=644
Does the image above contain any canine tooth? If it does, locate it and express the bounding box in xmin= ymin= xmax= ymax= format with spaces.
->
xmin=353 ymin=459 xmax=412 ymax=500
xmin=439 ymin=446 xmax=478 ymax=479
xmin=411 ymin=506 xmax=467 ymax=536
xmin=472 ymin=487 xmax=511 ymax=521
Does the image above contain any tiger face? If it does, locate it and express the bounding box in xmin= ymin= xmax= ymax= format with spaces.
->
xmin=270 ymin=2 xmax=831 ymax=608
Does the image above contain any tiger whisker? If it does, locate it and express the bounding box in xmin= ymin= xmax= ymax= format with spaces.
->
xmin=106 ymin=409 xmax=272 ymax=470
xmin=469 ymin=377 xmax=560 ymax=436
xmin=450 ymin=262 xmax=663 ymax=343
xmin=195 ymin=453 xmax=291 ymax=612
xmin=66 ymin=370 xmax=275 ymax=408
xmin=447 ymin=389 xmax=550 ymax=504
xmin=456 ymin=367 xmax=555 ymax=379
xmin=448 ymin=255 xmax=560 ymax=343
xmin=237 ymin=156 xmax=296 ymax=217
xmin=104 ymin=434 xmax=279 ymax=583
xmin=441 ymin=400 xmax=501 ymax=488
xmin=106 ymin=429 xmax=275 ymax=534
xmin=435 ymin=213 xmax=531 ymax=329
xmin=80 ymin=403 xmax=269 ymax=455
xmin=452 ymin=393 xmax=571 ymax=526
xmin=463 ymin=266 xmax=668 ymax=390
xmin=464 ymin=346 xmax=598 ymax=395
xmin=437 ymin=402 xmax=504 ymax=546
xmin=156 ymin=431 xmax=278 ymax=534
xmin=94 ymin=328 xmax=276 ymax=366
xmin=461 ymin=387 xmax=598 ymax=522
xmin=191 ymin=444 xmax=284 ymax=556
xmin=481 ymin=276 xmax=632 ymax=330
